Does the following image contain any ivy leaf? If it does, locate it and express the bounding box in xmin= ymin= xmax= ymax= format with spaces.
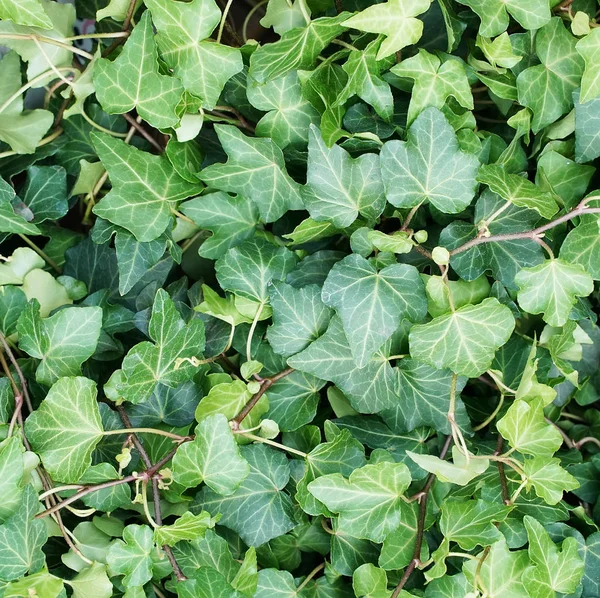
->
xmin=409 ymin=297 xmax=515 ymax=378
xmin=200 ymin=126 xmax=303 ymax=223
xmin=302 ymin=125 xmax=385 ymax=228
xmin=97 ymin=0 xmax=143 ymax=22
xmin=288 ymin=316 xmax=398 ymax=413
xmin=260 ymin=0 xmax=308 ymax=35
xmin=172 ymin=414 xmax=249 ymax=494
xmin=0 ymin=176 xmax=41 ymax=235
xmin=407 ymin=446 xmax=490 ymax=485
xmin=455 ymin=0 xmax=550 ymax=37
xmin=576 ymin=28 xmax=600 ymax=104
xmin=322 ymin=255 xmax=426 ymax=367
xmin=66 ymin=562 xmax=113 ymax=598
xmin=497 ymin=398 xmax=563 ymax=457
xmin=380 ymin=107 xmax=479 ymax=214
xmin=390 ymin=51 xmax=473 ymax=126
xmin=3 ymin=570 xmax=64 ymax=598
xmin=0 ymin=437 xmax=26 ymax=524
xmin=94 ymin=12 xmax=183 ymax=129
xmin=106 ymin=524 xmax=155 ymax=588
xmin=342 ymin=0 xmax=432 ymax=60
xmin=77 ymin=463 xmax=131 ymax=513
xmin=440 ymin=499 xmax=510 ymax=550
xmin=21 ymin=165 xmax=68 ymax=224
xmin=516 ymin=18 xmax=584 ymax=133
xmin=560 ymin=221 xmax=600 ymax=280
xmin=178 ymin=566 xmax=244 ymax=598
xmin=180 ymin=192 xmax=259 ymax=260
xmin=194 ymin=444 xmax=295 ymax=547
xmin=574 ymin=89 xmax=600 ymax=163
xmin=0 ymin=52 xmax=53 ymax=154
xmin=17 ymin=302 xmax=102 ymax=386
xmin=522 ymin=457 xmax=580 ymax=505
xmin=145 ymin=0 xmax=243 ymax=109
xmin=24 ymin=377 xmax=103 ymax=483
xmin=353 ymin=563 xmax=389 ymax=598
xmin=154 ymin=511 xmax=216 ymax=547
xmin=91 ymin=132 xmax=202 ymax=242
xmin=267 ymin=281 xmax=333 ymax=358
xmin=0 ymin=0 xmax=52 ymax=28
xmin=477 ymin=165 xmax=558 ymax=220
xmin=0 ymin=486 xmax=48 ymax=582
xmin=118 ymin=289 xmax=205 ymax=404
xmin=514 ymin=259 xmax=594 ymax=327
xmin=248 ymin=13 xmax=349 ymax=84
xmin=307 ymin=461 xmax=412 ymax=542
xmin=522 ymin=516 xmax=585 ymax=597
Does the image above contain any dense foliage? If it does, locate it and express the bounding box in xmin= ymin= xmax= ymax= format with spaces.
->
xmin=1 ymin=0 xmax=600 ymax=596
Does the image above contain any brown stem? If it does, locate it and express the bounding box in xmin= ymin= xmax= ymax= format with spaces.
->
xmin=209 ymin=106 xmax=255 ymax=134
xmin=495 ymin=436 xmax=510 ymax=505
xmin=401 ymin=203 xmax=422 ymax=232
xmin=122 ymin=112 xmax=164 ymax=152
xmin=391 ymin=436 xmax=453 ymax=597
xmin=334 ymin=0 xmax=344 ymax=13
xmin=116 ymin=406 xmax=153 ymax=469
xmin=231 ymin=367 xmax=294 ymax=427
xmin=0 ymin=333 xmax=33 ymax=412
xmin=102 ymin=0 xmax=137 ymax=57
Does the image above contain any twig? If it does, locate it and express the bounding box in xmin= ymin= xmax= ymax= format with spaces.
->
xmin=122 ymin=113 xmax=164 ymax=152
xmin=391 ymin=436 xmax=453 ymax=598
xmin=401 ymin=203 xmax=423 ymax=232
xmin=296 ymin=563 xmax=325 ymax=592
xmin=17 ymin=234 xmax=62 ymax=273
xmin=102 ymin=0 xmax=139 ymax=57
xmin=0 ymin=333 xmax=33 ymax=413
xmin=495 ymin=436 xmax=510 ymax=505
xmin=116 ymin=406 xmax=153 ymax=468
xmin=545 ymin=418 xmax=575 ymax=449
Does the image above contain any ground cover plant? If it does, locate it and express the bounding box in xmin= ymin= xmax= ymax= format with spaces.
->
xmin=1 ymin=0 xmax=600 ymax=595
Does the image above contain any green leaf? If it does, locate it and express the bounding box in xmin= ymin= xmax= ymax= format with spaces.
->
xmin=0 ymin=52 xmax=53 ymax=155
xmin=353 ymin=563 xmax=389 ymax=598
xmin=522 ymin=456 xmax=580 ymax=505
xmin=118 ymin=289 xmax=205 ymax=404
xmin=477 ymin=164 xmax=558 ymax=220
xmin=0 ymin=437 xmax=26 ymax=523
xmin=154 ymin=511 xmax=216 ymax=547
xmin=574 ymin=89 xmax=600 ymax=163
xmin=260 ymin=0 xmax=309 ymax=35
xmin=91 ymin=132 xmax=201 ymax=242
xmin=145 ymin=0 xmax=243 ymax=109
xmin=407 ymin=446 xmax=490 ymax=485
xmin=17 ymin=302 xmax=102 ymax=386
xmin=409 ymin=297 xmax=515 ymax=378
xmin=380 ymin=107 xmax=479 ymax=214
xmin=97 ymin=0 xmax=143 ymax=21
xmin=390 ymin=51 xmax=473 ymax=126
xmin=497 ymin=398 xmax=563 ymax=457
xmin=106 ymin=524 xmax=155 ymax=588
xmin=288 ymin=316 xmax=398 ymax=413
xmin=0 ymin=486 xmax=48 ymax=582
xmin=307 ymin=461 xmax=412 ymax=542
xmin=200 ymin=126 xmax=303 ymax=223
xmin=178 ymin=566 xmax=244 ymax=598
xmin=514 ymin=258 xmax=594 ymax=327
xmin=172 ymin=413 xmax=249 ymax=493
xmin=516 ymin=18 xmax=584 ymax=132
xmin=267 ymin=281 xmax=333 ymax=358
xmin=249 ymin=13 xmax=349 ymax=84
xmin=25 ymin=377 xmax=103 ymax=483
xmin=0 ymin=0 xmax=52 ymax=28
xmin=181 ymin=192 xmax=259 ymax=260
xmin=522 ymin=516 xmax=585 ymax=597
xmin=94 ymin=12 xmax=184 ymax=129
xmin=342 ymin=0 xmax=432 ymax=60
xmin=0 ymin=176 xmax=41 ymax=235
xmin=576 ymin=28 xmax=600 ymax=103
xmin=66 ymin=562 xmax=113 ymax=598
xmin=322 ymin=255 xmax=426 ymax=366
xmin=456 ymin=0 xmax=550 ymax=37
xmin=194 ymin=444 xmax=295 ymax=547
xmin=21 ymin=165 xmax=68 ymax=223
xmin=560 ymin=221 xmax=600 ymax=280
xmin=4 ymin=570 xmax=64 ymax=598
xmin=77 ymin=463 xmax=132 ymax=513
xmin=302 ymin=125 xmax=385 ymax=228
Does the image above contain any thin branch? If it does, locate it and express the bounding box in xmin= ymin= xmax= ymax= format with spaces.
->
xmin=296 ymin=563 xmax=325 ymax=592
xmin=102 ymin=0 xmax=139 ymax=57
xmin=0 ymin=33 xmax=93 ymax=59
xmin=401 ymin=202 xmax=423 ymax=232
xmin=0 ymin=333 xmax=33 ymax=413
xmin=17 ymin=234 xmax=62 ymax=273
xmin=122 ymin=112 xmax=164 ymax=152
xmin=495 ymin=436 xmax=510 ymax=505
xmin=116 ymin=406 xmax=153 ymax=469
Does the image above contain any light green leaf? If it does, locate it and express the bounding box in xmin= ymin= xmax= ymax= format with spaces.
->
xmin=342 ymin=0 xmax=432 ymax=60
xmin=4 ymin=570 xmax=64 ymax=598
xmin=523 ymin=516 xmax=585 ymax=597
xmin=516 ymin=18 xmax=584 ymax=132
xmin=0 ymin=0 xmax=52 ymax=28
xmin=353 ymin=563 xmax=389 ymax=598
xmin=94 ymin=12 xmax=183 ymax=129
xmin=66 ymin=562 xmax=113 ymax=598
xmin=476 ymin=33 xmax=522 ymax=69
xmin=25 ymin=377 xmax=103 ymax=483
xmin=91 ymin=132 xmax=201 ymax=242
xmin=390 ymin=51 xmax=473 ymax=125
xmin=288 ymin=316 xmax=398 ymax=413
xmin=267 ymin=281 xmax=333 ymax=358
xmin=302 ymin=125 xmax=385 ymax=228
xmin=497 ymin=398 xmax=563 ymax=457
xmin=195 ymin=285 xmax=253 ymax=327
xmin=322 ymin=254 xmax=426 ymax=367
xmin=249 ymin=13 xmax=349 ymax=84
xmin=477 ymin=165 xmax=558 ymax=220
xmin=145 ymin=0 xmax=243 ymax=109
xmin=106 ymin=524 xmax=155 ymax=588
xmin=154 ymin=511 xmax=216 ymax=547
xmin=194 ymin=444 xmax=295 ymax=547
xmin=456 ymin=0 xmax=550 ymax=37
xmin=407 ymin=446 xmax=490 ymax=485
xmin=424 ymin=275 xmax=490 ymax=318
xmin=181 ymin=192 xmax=259 ymax=260
xmin=260 ymin=0 xmax=309 ymax=35
xmin=17 ymin=302 xmax=102 ymax=386
xmin=283 ymin=218 xmax=339 ymax=246
xmin=560 ymin=221 xmax=600 ymax=280
xmin=514 ymin=258 xmax=594 ymax=327
xmin=0 ymin=486 xmax=48 ymax=582
xmin=380 ymin=107 xmax=479 ymax=214
xmin=97 ymin=0 xmax=142 ymax=21
xmin=118 ymin=289 xmax=205 ymax=404
xmin=201 ymin=126 xmax=302 ymax=223
xmin=522 ymin=456 xmax=580 ymax=505
xmin=194 ymin=379 xmax=261 ymax=422
xmin=172 ymin=414 xmax=249 ymax=493
xmin=0 ymin=52 xmax=53 ymax=154
xmin=307 ymin=461 xmax=412 ymax=542
xmin=409 ymin=297 xmax=515 ymax=378
xmin=576 ymin=28 xmax=600 ymax=103
xmin=0 ymin=176 xmax=41 ymax=235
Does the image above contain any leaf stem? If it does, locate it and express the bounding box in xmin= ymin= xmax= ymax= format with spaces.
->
xmin=296 ymin=563 xmax=325 ymax=592
xmin=103 ymin=428 xmax=190 ymax=441
xmin=472 ymin=394 xmax=505 ymax=432
xmin=575 ymin=436 xmax=600 ymax=450
xmin=0 ymin=127 xmax=63 ymax=160
xmin=216 ymin=0 xmax=235 ymax=44
xmin=401 ymin=202 xmax=423 ymax=231
xmin=238 ymin=432 xmax=308 ymax=458
xmin=0 ymin=33 xmax=93 ymax=59
xmin=66 ymin=32 xmax=130 ymax=41
xmin=17 ymin=234 xmax=62 ymax=273
xmin=122 ymin=112 xmax=164 ymax=152
xmin=495 ymin=436 xmax=510 ymax=504
xmin=246 ymin=301 xmax=265 ymax=362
